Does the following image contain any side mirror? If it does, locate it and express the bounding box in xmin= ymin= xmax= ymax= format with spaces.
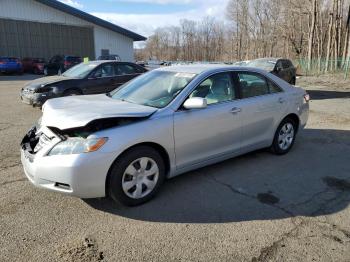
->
xmin=183 ymin=97 xmax=207 ymax=110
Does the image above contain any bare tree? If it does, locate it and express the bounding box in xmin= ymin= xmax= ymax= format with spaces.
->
xmin=137 ymin=0 xmax=350 ymax=75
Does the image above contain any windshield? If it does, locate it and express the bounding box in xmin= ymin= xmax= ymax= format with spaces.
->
xmin=110 ymin=70 xmax=196 ymax=108
xmin=246 ymin=59 xmax=276 ymax=71
xmin=62 ymin=63 xmax=98 ymax=78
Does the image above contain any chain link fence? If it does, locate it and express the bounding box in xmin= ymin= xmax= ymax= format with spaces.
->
xmin=294 ymin=58 xmax=350 ymax=79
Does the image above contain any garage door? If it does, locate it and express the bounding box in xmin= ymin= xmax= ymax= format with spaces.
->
xmin=0 ymin=18 xmax=95 ymax=60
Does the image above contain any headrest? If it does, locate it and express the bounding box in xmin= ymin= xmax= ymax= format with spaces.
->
xmin=211 ymin=79 xmax=228 ymax=95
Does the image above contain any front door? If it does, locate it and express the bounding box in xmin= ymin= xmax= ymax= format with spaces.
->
xmin=174 ymin=72 xmax=242 ymax=169
xmin=83 ymin=63 xmax=118 ymax=94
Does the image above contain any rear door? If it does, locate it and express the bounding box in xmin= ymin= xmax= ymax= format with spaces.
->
xmin=236 ymin=71 xmax=286 ymax=150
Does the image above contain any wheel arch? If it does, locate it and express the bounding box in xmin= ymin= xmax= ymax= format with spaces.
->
xmin=105 ymin=142 xmax=171 ymax=195
xmin=283 ymin=113 xmax=300 ymax=133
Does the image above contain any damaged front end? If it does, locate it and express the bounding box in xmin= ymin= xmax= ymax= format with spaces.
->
xmin=21 ymin=125 xmax=62 ymax=163
xmin=49 ymin=117 xmax=146 ymax=138
xmin=21 ymin=116 xmax=147 ymax=158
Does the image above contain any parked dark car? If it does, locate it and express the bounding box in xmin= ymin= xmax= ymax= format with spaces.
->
xmin=97 ymin=54 xmax=121 ymax=61
xmin=44 ymin=55 xmax=82 ymax=76
xmin=245 ymin=58 xmax=297 ymax=85
xmin=0 ymin=57 xmax=23 ymax=74
xmin=21 ymin=61 xmax=147 ymax=107
xmin=22 ymin=58 xmax=46 ymax=74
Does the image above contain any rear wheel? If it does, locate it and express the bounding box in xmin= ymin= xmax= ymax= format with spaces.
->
xmin=271 ymin=118 xmax=297 ymax=155
xmin=107 ymin=146 xmax=165 ymax=206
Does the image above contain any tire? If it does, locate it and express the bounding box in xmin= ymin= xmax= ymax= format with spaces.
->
xmin=270 ymin=118 xmax=297 ymax=155
xmin=107 ymin=146 xmax=165 ymax=206
xmin=63 ymin=89 xmax=82 ymax=96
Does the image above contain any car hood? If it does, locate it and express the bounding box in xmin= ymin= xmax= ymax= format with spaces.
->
xmin=41 ymin=94 xmax=158 ymax=130
xmin=25 ymin=76 xmax=75 ymax=90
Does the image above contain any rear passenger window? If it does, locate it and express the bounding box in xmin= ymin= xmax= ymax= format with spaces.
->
xmin=267 ymin=79 xmax=283 ymax=93
xmin=238 ymin=73 xmax=269 ymax=98
xmin=117 ymin=65 xmax=136 ymax=75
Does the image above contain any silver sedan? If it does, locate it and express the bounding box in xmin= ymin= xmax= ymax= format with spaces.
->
xmin=20 ymin=65 xmax=309 ymax=206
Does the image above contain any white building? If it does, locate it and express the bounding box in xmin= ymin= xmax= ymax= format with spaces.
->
xmin=0 ymin=0 xmax=146 ymax=61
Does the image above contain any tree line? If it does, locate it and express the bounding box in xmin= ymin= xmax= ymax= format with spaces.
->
xmin=136 ymin=0 xmax=350 ymax=73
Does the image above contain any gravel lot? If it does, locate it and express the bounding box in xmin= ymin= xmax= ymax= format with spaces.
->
xmin=0 ymin=74 xmax=349 ymax=262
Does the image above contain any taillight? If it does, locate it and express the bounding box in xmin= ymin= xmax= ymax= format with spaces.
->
xmin=304 ymin=93 xmax=310 ymax=102
xmin=64 ymin=61 xmax=71 ymax=67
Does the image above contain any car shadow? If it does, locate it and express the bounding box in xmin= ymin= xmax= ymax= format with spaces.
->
xmin=307 ymin=90 xmax=350 ymax=100
xmin=84 ymin=128 xmax=350 ymax=223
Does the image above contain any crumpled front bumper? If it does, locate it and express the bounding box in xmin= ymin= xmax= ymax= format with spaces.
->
xmin=20 ymin=90 xmax=55 ymax=106
xmin=20 ymin=126 xmax=116 ymax=198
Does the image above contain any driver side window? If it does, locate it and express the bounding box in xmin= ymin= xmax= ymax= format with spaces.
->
xmin=189 ymin=72 xmax=236 ymax=105
xmin=92 ymin=64 xmax=115 ymax=78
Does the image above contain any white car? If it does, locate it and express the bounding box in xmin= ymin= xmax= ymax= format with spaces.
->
xmin=21 ymin=64 xmax=309 ymax=206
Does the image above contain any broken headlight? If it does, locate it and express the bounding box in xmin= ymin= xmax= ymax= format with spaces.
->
xmin=48 ymin=137 xmax=108 ymax=156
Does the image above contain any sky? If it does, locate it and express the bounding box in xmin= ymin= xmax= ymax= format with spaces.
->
xmin=58 ymin=0 xmax=230 ymax=42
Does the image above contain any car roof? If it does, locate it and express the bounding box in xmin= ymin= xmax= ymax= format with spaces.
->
xmin=84 ymin=60 xmax=134 ymax=65
xmin=250 ymin=57 xmax=292 ymax=62
xmin=156 ymin=64 xmax=271 ymax=75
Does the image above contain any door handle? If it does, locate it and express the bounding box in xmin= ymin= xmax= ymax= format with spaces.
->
xmin=278 ymin=97 xmax=285 ymax=103
xmin=230 ymin=107 xmax=241 ymax=114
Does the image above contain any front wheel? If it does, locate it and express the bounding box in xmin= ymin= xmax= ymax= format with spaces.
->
xmin=271 ymin=118 xmax=297 ymax=155
xmin=107 ymin=146 xmax=165 ymax=206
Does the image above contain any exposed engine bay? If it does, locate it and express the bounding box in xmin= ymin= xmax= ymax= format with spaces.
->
xmin=21 ymin=117 xmax=147 ymax=155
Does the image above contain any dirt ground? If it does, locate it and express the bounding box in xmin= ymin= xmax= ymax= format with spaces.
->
xmin=0 ymin=74 xmax=349 ymax=262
